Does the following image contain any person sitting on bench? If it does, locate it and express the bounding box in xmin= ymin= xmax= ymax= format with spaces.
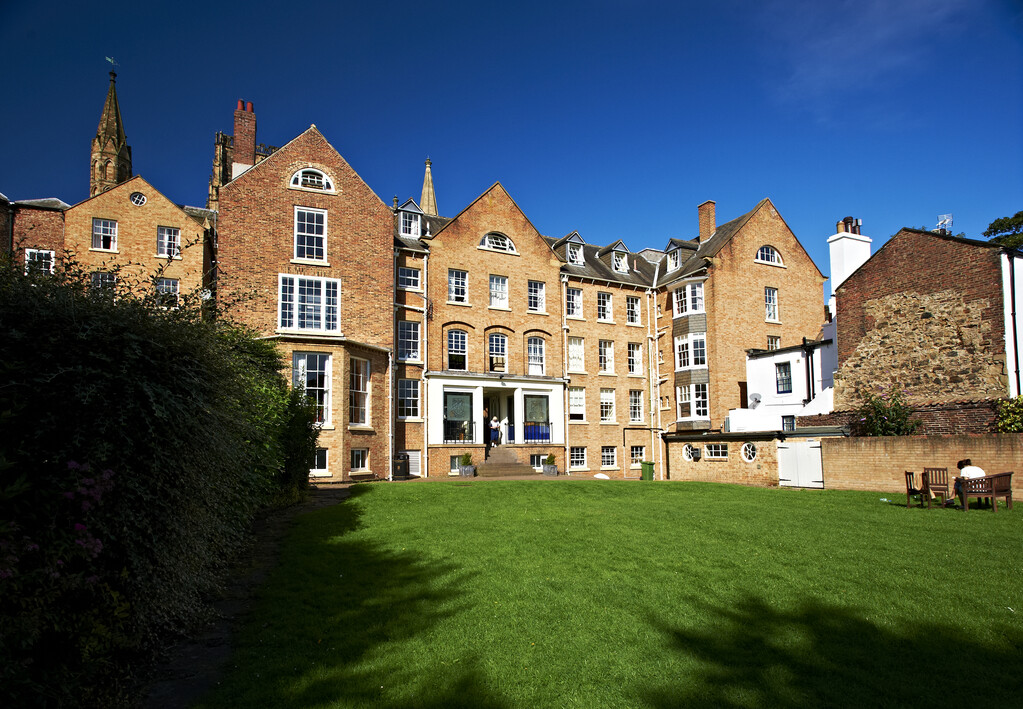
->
xmin=952 ymin=458 xmax=986 ymax=505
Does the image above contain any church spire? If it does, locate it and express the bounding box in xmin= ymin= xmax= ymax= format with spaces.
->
xmin=90 ymin=71 xmax=132 ymax=196
xmin=420 ymin=158 xmax=438 ymax=216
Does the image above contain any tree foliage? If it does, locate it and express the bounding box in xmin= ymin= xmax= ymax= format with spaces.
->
xmin=995 ymin=396 xmax=1023 ymax=433
xmin=983 ymin=210 xmax=1023 ymax=249
xmin=855 ymin=387 xmax=921 ymax=436
xmin=0 ymin=254 xmax=316 ymax=705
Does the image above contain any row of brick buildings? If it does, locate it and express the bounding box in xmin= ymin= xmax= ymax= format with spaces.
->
xmin=3 ymin=73 xmax=839 ymax=482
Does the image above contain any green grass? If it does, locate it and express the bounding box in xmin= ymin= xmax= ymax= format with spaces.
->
xmin=195 ymin=482 xmax=1023 ymax=708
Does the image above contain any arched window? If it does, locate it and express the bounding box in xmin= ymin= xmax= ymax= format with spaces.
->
xmin=447 ymin=330 xmax=467 ymax=370
xmin=290 ymin=168 xmax=335 ymax=192
xmin=489 ymin=333 xmax=507 ymax=372
xmin=756 ymin=245 xmax=783 ymax=265
xmin=479 ymin=232 xmax=516 ymax=253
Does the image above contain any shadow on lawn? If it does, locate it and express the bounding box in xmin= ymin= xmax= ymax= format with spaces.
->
xmin=641 ymin=595 xmax=1022 ymax=709
xmin=218 ymin=485 xmax=507 ymax=709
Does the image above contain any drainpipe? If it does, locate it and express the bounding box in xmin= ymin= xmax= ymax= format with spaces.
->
xmin=802 ymin=337 xmax=814 ymax=406
xmin=561 ymin=272 xmax=570 ymax=473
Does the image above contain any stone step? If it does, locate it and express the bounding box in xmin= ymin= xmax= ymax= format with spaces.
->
xmin=478 ymin=465 xmax=536 ymax=477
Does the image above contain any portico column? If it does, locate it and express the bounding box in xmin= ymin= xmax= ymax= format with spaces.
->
xmin=513 ymin=388 xmax=525 ymax=444
xmin=472 ymin=386 xmax=484 ymax=444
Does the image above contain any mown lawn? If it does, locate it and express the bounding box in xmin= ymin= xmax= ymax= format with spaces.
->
xmin=195 ymin=481 xmax=1023 ymax=708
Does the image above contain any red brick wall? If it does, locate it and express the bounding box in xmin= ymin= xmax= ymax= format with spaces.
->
xmin=799 ymin=399 xmax=1000 ymax=435
xmin=821 ymin=433 xmax=1023 ymax=497
xmin=12 ymin=206 xmax=65 ymax=268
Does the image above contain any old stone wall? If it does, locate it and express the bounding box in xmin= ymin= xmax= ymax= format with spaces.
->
xmin=799 ymin=399 xmax=1000 ymax=435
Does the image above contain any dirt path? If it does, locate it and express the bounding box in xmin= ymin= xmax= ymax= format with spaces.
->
xmin=141 ymin=485 xmax=351 ymax=709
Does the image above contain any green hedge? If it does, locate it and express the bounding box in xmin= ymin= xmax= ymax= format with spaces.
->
xmin=0 ymin=257 xmax=315 ymax=705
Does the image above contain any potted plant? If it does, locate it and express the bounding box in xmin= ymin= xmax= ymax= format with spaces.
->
xmin=458 ymin=452 xmax=476 ymax=477
xmin=542 ymin=453 xmax=558 ymax=477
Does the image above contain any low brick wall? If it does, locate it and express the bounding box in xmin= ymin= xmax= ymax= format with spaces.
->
xmin=667 ymin=439 xmax=779 ymax=486
xmin=799 ymin=399 xmax=1000 ymax=435
xmin=820 ymin=433 xmax=1023 ymax=496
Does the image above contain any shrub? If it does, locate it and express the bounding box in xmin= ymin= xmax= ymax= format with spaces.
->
xmin=995 ymin=396 xmax=1023 ymax=433
xmin=854 ymin=387 xmax=921 ymax=436
xmin=0 ymin=254 xmax=316 ymax=704
xmin=544 ymin=454 xmax=556 ymax=466
xmin=460 ymin=453 xmax=473 ymax=467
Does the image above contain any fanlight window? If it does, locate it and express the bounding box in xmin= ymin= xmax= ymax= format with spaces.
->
xmin=756 ymin=245 xmax=783 ymax=265
xmin=480 ymin=232 xmax=516 ymax=253
xmin=290 ymin=168 xmax=334 ymax=192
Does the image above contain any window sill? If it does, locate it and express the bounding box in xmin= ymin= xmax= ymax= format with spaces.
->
xmin=398 ymin=358 xmax=423 ymax=365
xmin=567 ymin=370 xmax=587 ymax=375
xmin=569 ymin=419 xmax=588 ymax=424
xmin=527 ymin=310 xmax=548 ymax=316
xmin=755 ymin=260 xmax=786 ymax=268
xmin=154 ymin=254 xmax=183 ymax=260
xmin=291 ymin=258 xmax=330 ymax=267
xmin=348 ymin=425 xmax=375 ymax=433
xmin=288 ymin=185 xmax=338 ymax=195
xmin=601 ymin=466 xmax=621 ymax=471
xmin=318 ymin=424 xmax=336 ymax=431
xmin=447 ymin=300 xmax=472 ymax=307
xmin=570 ymin=467 xmax=590 ymax=473
xmin=398 ymin=417 xmax=424 ymax=423
xmin=597 ymin=319 xmax=615 ymax=325
xmin=625 ymin=322 xmax=643 ymax=327
xmin=566 ymin=315 xmax=585 ymax=321
xmin=399 ymin=286 xmax=424 ymax=293
xmin=477 ymin=246 xmax=520 ymax=256
xmin=766 ymin=319 xmax=781 ymax=325
xmin=598 ymin=371 xmax=617 ymax=376
xmin=488 ymin=305 xmax=511 ymax=312
xmin=627 ymin=373 xmax=645 ymax=378
xmin=309 ymin=470 xmax=331 ymax=478
xmin=89 ymin=248 xmax=119 ymax=254
xmin=600 ymin=421 xmax=619 ymax=425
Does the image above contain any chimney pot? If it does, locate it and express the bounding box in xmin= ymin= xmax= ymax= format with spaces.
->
xmin=236 ymin=99 xmax=244 ymax=111
xmin=246 ymin=101 xmax=253 ymax=113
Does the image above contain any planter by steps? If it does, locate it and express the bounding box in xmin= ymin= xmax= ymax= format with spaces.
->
xmin=542 ymin=464 xmax=558 ymax=476
xmin=459 ymin=465 xmax=476 ymax=477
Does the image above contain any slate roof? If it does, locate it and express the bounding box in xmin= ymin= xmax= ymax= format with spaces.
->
xmin=12 ymin=198 xmax=71 ymax=211
xmin=544 ymin=235 xmax=658 ymax=288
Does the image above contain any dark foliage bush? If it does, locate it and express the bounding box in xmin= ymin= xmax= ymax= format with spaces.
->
xmin=854 ymin=387 xmax=921 ymax=436
xmin=0 ymin=256 xmax=315 ymax=705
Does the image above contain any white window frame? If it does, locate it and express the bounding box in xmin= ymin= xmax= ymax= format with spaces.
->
xmin=91 ymin=218 xmax=117 ymax=251
xmin=398 ymin=267 xmax=421 ymax=290
xmin=613 ymin=252 xmax=628 ymax=273
xmin=527 ymin=280 xmax=546 ymax=312
xmin=776 ymin=362 xmax=793 ymax=394
xmin=673 ymin=282 xmax=705 ymax=317
xmin=601 ymin=446 xmax=617 ymax=468
xmin=741 ymin=442 xmax=757 ymax=462
xmin=567 ymin=243 xmax=583 ymax=265
xmin=628 ymin=342 xmax=642 ymax=375
xmin=765 ymin=287 xmax=779 ymax=322
xmin=566 ymin=287 xmax=582 ymax=317
xmin=676 ymin=383 xmax=709 ymax=420
xmin=156 ymin=226 xmax=181 ymax=258
xmin=489 ymin=333 xmax=508 ymax=372
xmin=629 ymin=390 xmax=644 ymax=423
xmin=25 ymin=248 xmax=54 ymax=274
xmin=311 ymin=448 xmax=329 ymax=477
xmin=756 ymin=245 xmax=783 ymax=266
xmin=767 ymin=335 xmax=781 ymax=351
xmin=294 ymin=206 xmax=327 ymax=262
xmin=626 ymin=295 xmax=640 ymax=324
xmin=398 ymin=320 xmax=420 ymax=361
xmin=674 ymin=334 xmax=707 ymax=370
xmin=489 ymin=275 xmax=509 ymax=309
xmin=599 ymin=388 xmax=616 ymax=422
xmin=401 ymin=211 xmax=421 ymax=237
xmin=351 ymin=448 xmax=369 ymax=471
xmin=480 ymin=232 xmax=516 ymax=253
xmin=398 ymin=378 xmax=420 ymax=418
xmin=293 ymin=352 xmax=332 ymax=426
xmin=527 ymin=337 xmax=545 ymax=375
xmin=156 ymin=277 xmax=179 ymax=306
xmin=448 ymin=269 xmax=468 ymax=304
xmin=447 ymin=330 xmax=467 ymax=370
xmin=597 ymin=292 xmax=613 ymax=322
xmin=569 ymin=387 xmax=586 ymax=421
xmin=705 ymin=444 xmax=728 ymax=460
xmin=667 ymin=249 xmax=680 ymax=271
xmin=570 ymin=446 xmax=587 ymax=469
xmin=567 ymin=336 xmax=584 ymax=372
xmin=598 ymin=340 xmax=615 ymax=373
xmin=278 ymin=275 xmax=341 ymax=333
xmin=630 ymin=446 xmax=645 ymax=467
xmin=90 ymin=271 xmax=116 ymax=290
xmin=290 ymin=168 xmax=335 ymax=193
xmin=349 ymin=357 xmax=370 ymax=426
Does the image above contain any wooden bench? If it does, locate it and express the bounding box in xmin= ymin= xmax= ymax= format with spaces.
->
xmin=956 ymin=472 xmax=1014 ymax=512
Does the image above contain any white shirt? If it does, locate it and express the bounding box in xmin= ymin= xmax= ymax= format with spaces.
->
xmin=960 ymin=465 xmax=986 ymax=479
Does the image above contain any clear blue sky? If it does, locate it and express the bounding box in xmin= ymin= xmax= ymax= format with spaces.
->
xmin=2 ymin=0 xmax=1020 ymax=290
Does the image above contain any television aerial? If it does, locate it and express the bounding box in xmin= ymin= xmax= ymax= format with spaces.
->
xmin=936 ymin=214 xmax=953 ymax=234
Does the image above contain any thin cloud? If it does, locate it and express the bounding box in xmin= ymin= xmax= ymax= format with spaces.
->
xmin=765 ymin=0 xmax=973 ymax=113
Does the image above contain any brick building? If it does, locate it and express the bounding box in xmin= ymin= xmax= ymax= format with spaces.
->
xmin=833 ymin=228 xmax=1023 ymax=407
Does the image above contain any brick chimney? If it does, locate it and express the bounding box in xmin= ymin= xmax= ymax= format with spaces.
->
xmin=698 ymin=200 xmax=716 ymax=242
xmin=233 ymin=99 xmax=256 ymax=169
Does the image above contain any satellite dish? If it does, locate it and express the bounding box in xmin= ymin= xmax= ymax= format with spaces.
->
xmin=748 ymin=393 xmax=762 ymax=409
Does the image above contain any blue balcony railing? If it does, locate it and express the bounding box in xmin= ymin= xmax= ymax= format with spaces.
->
xmin=523 ymin=422 xmax=551 ymax=443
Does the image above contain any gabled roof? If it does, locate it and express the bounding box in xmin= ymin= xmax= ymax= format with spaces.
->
xmin=398 ymin=198 xmax=423 ymax=214
xmin=12 ymin=198 xmax=71 ymax=211
xmin=597 ymin=239 xmax=630 ymax=257
xmin=551 ymin=231 xmax=586 ymax=249
xmin=68 ymin=175 xmax=206 ymax=228
xmin=555 ymin=238 xmax=657 ymax=288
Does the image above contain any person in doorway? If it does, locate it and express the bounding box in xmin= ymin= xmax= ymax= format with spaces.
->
xmin=950 ymin=458 xmax=986 ymax=506
xmin=490 ymin=416 xmax=501 ymax=447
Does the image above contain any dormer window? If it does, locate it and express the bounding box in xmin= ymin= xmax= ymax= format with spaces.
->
xmin=568 ymin=243 xmax=583 ymax=265
xmin=290 ymin=168 xmax=335 ymax=192
xmin=480 ymin=232 xmax=516 ymax=253
xmin=756 ymin=245 xmax=783 ymax=266
xmin=401 ymin=211 xmax=421 ymax=237
xmin=667 ymin=250 xmax=681 ymax=271
xmin=613 ymin=252 xmax=628 ymax=273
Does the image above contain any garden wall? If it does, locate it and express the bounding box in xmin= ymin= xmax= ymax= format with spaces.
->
xmin=820 ymin=433 xmax=1023 ymax=496
xmin=798 ymin=399 xmax=1000 ymax=435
